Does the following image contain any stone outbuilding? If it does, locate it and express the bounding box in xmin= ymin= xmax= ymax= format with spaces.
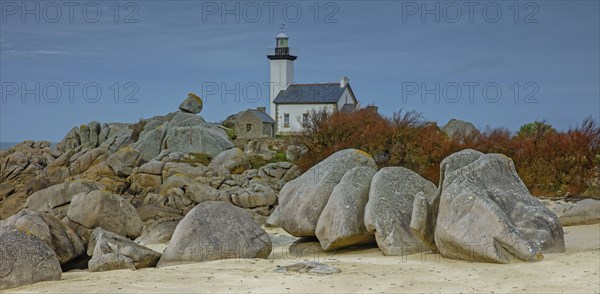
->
xmin=235 ymin=107 xmax=276 ymax=139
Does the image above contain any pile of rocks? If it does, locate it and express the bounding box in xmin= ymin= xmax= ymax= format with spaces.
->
xmin=0 ymin=94 xmax=300 ymax=290
xmin=278 ymin=148 xmax=566 ymax=263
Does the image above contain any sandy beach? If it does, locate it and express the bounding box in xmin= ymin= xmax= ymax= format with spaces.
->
xmin=5 ymin=224 xmax=599 ymax=294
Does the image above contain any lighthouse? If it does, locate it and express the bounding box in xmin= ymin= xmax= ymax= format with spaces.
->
xmin=267 ymin=29 xmax=297 ymax=122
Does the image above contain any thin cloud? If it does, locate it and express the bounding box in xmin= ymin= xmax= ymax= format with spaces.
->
xmin=2 ymin=49 xmax=75 ymax=57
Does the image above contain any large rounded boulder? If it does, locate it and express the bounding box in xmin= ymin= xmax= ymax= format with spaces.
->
xmin=1 ymin=209 xmax=84 ymax=265
xmin=0 ymin=226 xmax=62 ymax=290
xmin=315 ymin=166 xmax=377 ymax=251
xmin=157 ymin=201 xmax=272 ymax=267
xmin=278 ymin=149 xmax=377 ymax=237
xmin=419 ymin=149 xmax=565 ymax=263
xmin=364 ymin=167 xmax=437 ymax=255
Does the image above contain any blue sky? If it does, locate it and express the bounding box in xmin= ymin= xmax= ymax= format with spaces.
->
xmin=1 ymin=1 xmax=599 ymax=142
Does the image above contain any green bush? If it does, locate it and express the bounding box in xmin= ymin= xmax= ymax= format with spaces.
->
xmin=226 ymin=129 xmax=237 ymax=140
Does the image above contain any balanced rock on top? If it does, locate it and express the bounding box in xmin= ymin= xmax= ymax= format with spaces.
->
xmin=178 ymin=93 xmax=203 ymax=114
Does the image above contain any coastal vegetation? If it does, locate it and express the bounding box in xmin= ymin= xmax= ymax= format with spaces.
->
xmin=295 ymin=108 xmax=600 ymax=197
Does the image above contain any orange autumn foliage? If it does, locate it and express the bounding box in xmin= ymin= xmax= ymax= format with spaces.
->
xmin=294 ymin=109 xmax=600 ymax=198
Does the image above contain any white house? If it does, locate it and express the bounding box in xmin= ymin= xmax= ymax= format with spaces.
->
xmin=267 ymin=32 xmax=358 ymax=135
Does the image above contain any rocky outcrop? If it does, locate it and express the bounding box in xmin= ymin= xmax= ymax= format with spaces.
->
xmin=87 ymin=228 xmax=161 ymax=272
xmin=132 ymin=159 xmax=299 ymax=233
xmin=0 ymin=98 xmax=310 ymax=279
xmin=56 ymin=122 xmax=132 ymax=154
xmin=0 ymin=141 xmax=57 ymax=220
xmin=131 ymin=111 xmax=233 ymax=161
xmin=1 ymin=209 xmax=84 ymax=265
xmin=65 ymin=190 xmax=143 ymax=243
xmin=178 ymin=93 xmax=203 ymax=114
xmin=38 ymin=146 xmax=130 ymax=195
xmin=157 ymin=201 xmax=271 ymax=267
xmin=316 ymin=166 xmax=377 ymax=251
xmin=1 ymin=96 xmax=240 ymax=223
xmin=0 ymin=226 xmax=62 ymax=290
xmin=278 ymin=149 xmax=377 ymax=237
xmin=412 ymin=149 xmax=565 ymax=263
xmin=364 ymin=167 xmax=437 ymax=255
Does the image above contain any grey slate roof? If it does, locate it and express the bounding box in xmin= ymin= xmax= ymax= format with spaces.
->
xmin=340 ymin=103 xmax=357 ymax=113
xmin=273 ymin=83 xmax=346 ymax=104
xmin=245 ymin=109 xmax=276 ymax=124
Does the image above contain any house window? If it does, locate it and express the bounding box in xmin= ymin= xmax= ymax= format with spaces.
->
xmin=246 ymin=124 xmax=252 ymax=132
xmin=302 ymin=113 xmax=309 ymax=127
xmin=284 ymin=113 xmax=290 ymax=127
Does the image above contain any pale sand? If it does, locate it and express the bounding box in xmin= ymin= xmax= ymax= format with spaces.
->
xmin=6 ymin=224 xmax=599 ymax=293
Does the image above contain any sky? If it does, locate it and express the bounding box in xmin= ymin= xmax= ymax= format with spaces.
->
xmin=1 ymin=0 xmax=599 ymax=142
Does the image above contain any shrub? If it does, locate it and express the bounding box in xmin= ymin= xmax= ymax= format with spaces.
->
xmin=271 ymin=151 xmax=287 ymax=163
xmin=516 ymin=120 xmax=556 ymax=139
xmin=294 ymin=108 xmax=600 ymax=198
xmin=295 ymin=108 xmax=393 ymax=171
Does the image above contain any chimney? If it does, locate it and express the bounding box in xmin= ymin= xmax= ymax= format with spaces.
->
xmin=340 ymin=76 xmax=349 ymax=88
xmin=257 ymin=107 xmax=266 ymax=112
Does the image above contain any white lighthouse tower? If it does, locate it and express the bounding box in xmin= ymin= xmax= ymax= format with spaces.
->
xmin=267 ymin=27 xmax=297 ymax=121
